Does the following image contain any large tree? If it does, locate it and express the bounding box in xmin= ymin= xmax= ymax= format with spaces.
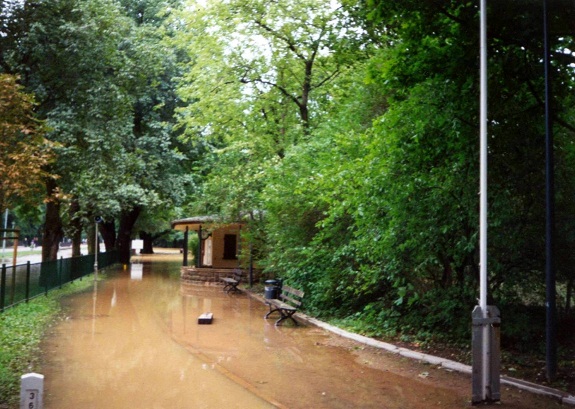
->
xmin=174 ymin=0 xmax=364 ymax=220
xmin=2 ymin=0 xmax=190 ymax=263
xmin=2 ymin=0 xmax=134 ymax=259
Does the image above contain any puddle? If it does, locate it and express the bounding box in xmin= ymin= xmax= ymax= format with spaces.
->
xmin=41 ymin=256 xmax=561 ymax=408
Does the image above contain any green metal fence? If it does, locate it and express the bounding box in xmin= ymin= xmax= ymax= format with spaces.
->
xmin=0 ymin=251 xmax=119 ymax=312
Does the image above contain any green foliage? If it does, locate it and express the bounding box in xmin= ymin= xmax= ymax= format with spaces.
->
xmin=332 ymin=302 xmax=401 ymax=340
xmin=0 ymin=74 xmax=53 ymax=215
xmin=244 ymin=0 xmax=575 ymax=347
xmin=188 ymin=233 xmax=199 ymax=263
xmin=358 ymin=76 xmax=479 ymax=294
xmin=172 ymin=0 xmax=367 ymax=228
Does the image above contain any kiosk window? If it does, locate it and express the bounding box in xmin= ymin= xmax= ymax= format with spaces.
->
xmin=223 ymin=234 xmax=237 ymax=259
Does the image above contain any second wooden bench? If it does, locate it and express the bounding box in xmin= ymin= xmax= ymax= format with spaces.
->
xmin=221 ymin=269 xmax=243 ymax=293
xmin=264 ymin=285 xmax=304 ymax=326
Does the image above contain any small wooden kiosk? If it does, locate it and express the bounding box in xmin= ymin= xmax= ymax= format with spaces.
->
xmin=171 ymin=216 xmax=258 ymax=286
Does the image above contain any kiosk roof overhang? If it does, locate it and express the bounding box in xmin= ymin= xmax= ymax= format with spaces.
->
xmin=171 ymin=216 xmax=244 ymax=231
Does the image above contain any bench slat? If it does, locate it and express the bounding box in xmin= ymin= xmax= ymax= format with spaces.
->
xmin=280 ymin=294 xmax=301 ymax=307
xmin=281 ymin=286 xmax=304 ymax=298
xmin=268 ymin=299 xmax=296 ymax=311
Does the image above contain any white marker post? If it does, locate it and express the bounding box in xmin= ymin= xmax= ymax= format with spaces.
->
xmin=20 ymin=373 xmax=43 ymax=409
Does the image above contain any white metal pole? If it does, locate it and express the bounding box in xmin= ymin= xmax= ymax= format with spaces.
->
xmin=479 ymin=0 xmax=490 ymax=400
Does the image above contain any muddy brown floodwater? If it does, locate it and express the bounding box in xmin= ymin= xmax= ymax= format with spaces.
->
xmin=41 ymin=254 xmax=561 ymax=408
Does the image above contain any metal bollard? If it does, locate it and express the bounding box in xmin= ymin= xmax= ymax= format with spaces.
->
xmin=0 ymin=264 xmax=6 ymax=312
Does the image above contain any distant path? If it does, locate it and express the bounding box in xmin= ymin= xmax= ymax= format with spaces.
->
xmin=1 ymin=245 xmax=181 ymax=266
xmin=0 ymin=245 xmax=79 ymax=266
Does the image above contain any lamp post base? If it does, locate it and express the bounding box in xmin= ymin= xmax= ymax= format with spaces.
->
xmin=472 ymin=305 xmax=501 ymax=405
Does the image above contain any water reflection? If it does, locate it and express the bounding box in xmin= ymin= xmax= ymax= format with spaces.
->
xmin=43 ymin=261 xmax=274 ymax=409
xmin=130 ymin=263 xmax=143 ymax=281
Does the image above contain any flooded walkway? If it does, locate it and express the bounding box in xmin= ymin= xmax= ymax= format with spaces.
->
xmin=41 ymin=254 xmax=559 ymax=408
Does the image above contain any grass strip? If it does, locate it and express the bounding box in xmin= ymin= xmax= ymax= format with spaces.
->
xmin=0 ymin=276 xmax=98 ymax=408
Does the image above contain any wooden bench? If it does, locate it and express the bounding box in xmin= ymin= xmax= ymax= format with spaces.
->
xmin=264 ymin=285 xmax=304 ymax=326
xmin=221 ymin=269 xmax=242 ymax=293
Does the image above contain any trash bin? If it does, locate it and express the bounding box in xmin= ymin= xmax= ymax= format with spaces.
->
xmin=264 ymin=279 xmax=282 ymax=299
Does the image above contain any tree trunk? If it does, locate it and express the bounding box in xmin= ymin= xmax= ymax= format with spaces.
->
xmin=439 ymin=253 xmax=453 ymax=288
xmin=99 ymin=220 xmax=116 ymax=253
xmin=87 ymin=224 xmax=96 ymax=255
xmin=117 ymin=207 xmax=141 ymax=264
xmin=139 ymin=231 xmax=154 ymax=254
xmin=69 ymin=199 xmax=83 ymax=257
xmin=299 ymin=60 xmax=312 ymax=132
xmin=42 ymin=178 xmax=63 ymax=262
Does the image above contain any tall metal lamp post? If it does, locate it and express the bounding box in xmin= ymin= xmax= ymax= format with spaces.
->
xmin=472 ymin=0 xmax=501 ymax=404
xmin=543 ymin=0 xmax=557 ymax=383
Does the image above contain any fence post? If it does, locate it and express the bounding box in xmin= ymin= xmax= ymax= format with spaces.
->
xmin=44 ymin=267 xmax=48 ymax=297
xmin=25 ymin=262 xmax=31 ymax=303
xmin=58 ymin=257 xmax=63 ymax=289
xmin=10 ymin=265 xmax=16 ymax=306
xmin=1 ymin=264 xmax=6 ymax=312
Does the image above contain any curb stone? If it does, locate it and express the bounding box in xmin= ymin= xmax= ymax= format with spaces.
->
xmin=244 ymin=289 xmax=575 ymax=406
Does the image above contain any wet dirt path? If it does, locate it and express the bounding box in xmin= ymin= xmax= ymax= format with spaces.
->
xmin=41 ymin=255 xmax=561 ymax=408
